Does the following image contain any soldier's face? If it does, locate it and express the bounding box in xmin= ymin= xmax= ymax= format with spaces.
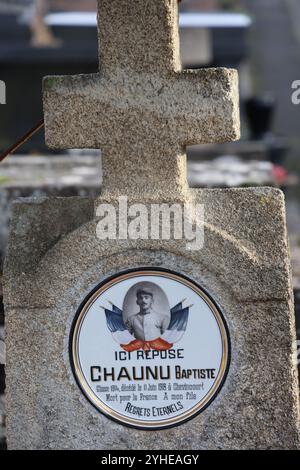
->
xmin=137 ymin=294 xmax=153 ymax=312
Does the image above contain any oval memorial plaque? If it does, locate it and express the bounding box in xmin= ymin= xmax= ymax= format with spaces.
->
xmin=70 ymin=269 xmax=230 ymax=429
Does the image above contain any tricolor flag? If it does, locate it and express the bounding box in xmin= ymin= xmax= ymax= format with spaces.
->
xmin=103 ymin=299 xmax=191 ymax=352
xmin=103 ymin=302 xmax=135 ymax=346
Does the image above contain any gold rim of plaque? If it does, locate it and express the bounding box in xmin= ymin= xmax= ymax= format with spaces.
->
xmin=70 ymin=268 xmax=230 ymax=430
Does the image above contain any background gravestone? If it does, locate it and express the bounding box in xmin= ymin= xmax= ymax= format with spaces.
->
xmin=4 ymin=0 xmax=300 ymax=449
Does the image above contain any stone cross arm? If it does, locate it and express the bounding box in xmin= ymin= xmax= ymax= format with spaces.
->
xmin=43 ymin=68 xmax=239 ymax=151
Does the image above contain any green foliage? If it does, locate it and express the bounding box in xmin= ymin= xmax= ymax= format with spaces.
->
xmin=0 ymin=176 xmax=11 ymax=185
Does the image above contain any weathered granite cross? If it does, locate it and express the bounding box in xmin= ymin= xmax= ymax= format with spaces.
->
xmin=43 ymin=0 xmax=239 ymax=200
xmin=5 ymin=0 xmax=300 ymax=450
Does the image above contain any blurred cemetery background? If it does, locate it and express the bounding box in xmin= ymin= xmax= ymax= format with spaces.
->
xmin=1 ymin=0 xmax=300 ymax=448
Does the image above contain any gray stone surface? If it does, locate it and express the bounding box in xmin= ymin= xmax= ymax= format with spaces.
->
xmin=3 ymin=188 xmax=300 ymax=449
xmin=3 ymin=0 xmax=299 ymax=450
xmin=43 ymin=0 xmax=239 ymax=200
xmin=0 ymin=152 xmax=282 ymax=270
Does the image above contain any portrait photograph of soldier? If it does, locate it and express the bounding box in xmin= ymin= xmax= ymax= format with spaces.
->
xmin=122 ymin=282 xmax=171 ymax=342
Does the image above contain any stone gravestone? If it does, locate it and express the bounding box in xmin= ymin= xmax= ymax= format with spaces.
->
xmin=4 ymin=0 xmax=300 ymax=450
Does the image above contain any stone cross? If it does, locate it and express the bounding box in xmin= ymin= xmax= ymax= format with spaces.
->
xmin=43 ymin=0 xmax=239 ymax=200
xmin=5 ymin=0 xmax=300 ymax=450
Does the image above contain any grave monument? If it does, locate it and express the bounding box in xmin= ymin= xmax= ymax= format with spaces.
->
xmin=4 ymin=0 xmax=300 ymax=449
